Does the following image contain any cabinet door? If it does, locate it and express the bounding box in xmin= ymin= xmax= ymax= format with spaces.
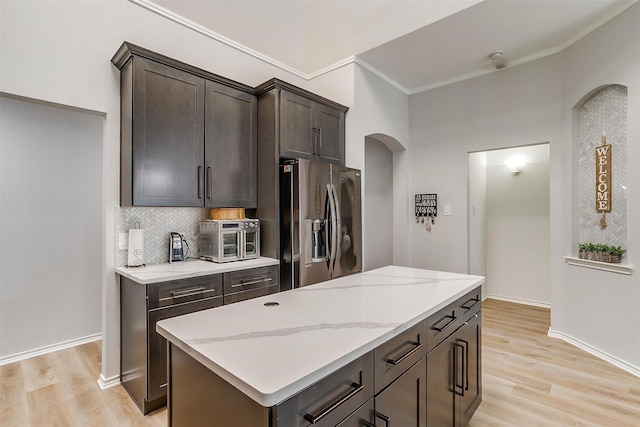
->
xmin=426 ymin=333 xmax=457 ymax=427
xmin=205 ymin=81 xmax=257 ymax=207
xmin=336 ymin=399 xmax=375 ymax=426
xmin=456 ymin=313 xmax=482 ymax=427
xmin=148 ymin=295 xmax=222 ymax=402
xmin=131 ymin=57 xmax=205 ymax=206
xmin=375 ymin=358 xmax=426 ymax=427
xmin=280 ymin=89 xmax=315 ymax=159
xmin=315 ymin=103 xmax=345 ymax=165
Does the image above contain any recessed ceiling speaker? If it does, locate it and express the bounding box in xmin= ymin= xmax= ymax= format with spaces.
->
xmin=489 ymin=50 xmax=507 ymax=69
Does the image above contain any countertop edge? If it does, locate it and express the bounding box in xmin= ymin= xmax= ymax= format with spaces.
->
xmin=115 ymin=257 xmax=280 ymax=284
xmin=156 ymin=274 xmax=484 ymax=407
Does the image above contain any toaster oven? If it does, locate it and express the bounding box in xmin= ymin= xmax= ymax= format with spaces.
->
xmin=199 ymin=219 xmax=260 ymax=263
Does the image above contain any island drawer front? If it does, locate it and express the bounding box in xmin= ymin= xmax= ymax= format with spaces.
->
xmin=459 ymin=286 xmax=482 ymax=322
xmin=426 ymin=300 xmax=460 ymax=352
xmin=223 ymin=265 xmax=278 ymax=295
xmin=148 ymin=274 xmax=222 ymax=309
xmin=224 ymin=283 xmax=280 ymax=305
xmin=276 ymin=351 xmax=374 ymax=427
xmin=374 ymin=320 xmax=427 ymax=394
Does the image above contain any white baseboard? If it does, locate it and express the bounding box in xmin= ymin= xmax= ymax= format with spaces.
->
xmin=0 ymin=333 xmax=102 ymax=366
xmin=97 ymin=373 xmax=121 ymax=390
xmin=485 ymin=294 xmax=550 ymax=309
xmin=548 ymin=329 xmax=640 ymax=378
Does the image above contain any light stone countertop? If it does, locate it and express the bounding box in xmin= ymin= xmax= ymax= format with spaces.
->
xmin=156 ymin=265 xmax=484 ymax=407
xmin=115 ymin=257 xmax=280 ymax=284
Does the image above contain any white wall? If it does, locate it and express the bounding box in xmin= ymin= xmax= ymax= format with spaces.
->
xmin=364 ymin=137 xmax=394 ymax=270
xmin=485 ymin=145 xmax=550 ymax=306
xmin=0 ymin=95 xmax=103 ymax=359
xmin=409 ymin=3 xmax=640 ymax=373
xmin=353 ymin=65 xmax=410 ymax=267
xmin=553 ymin=2 xmax=640 ymax=372
xmin=409 ymin=54 xmax=563 ymax=273
xmin=0 ymin=0 xmax=355 ymax=383
xmin=468 ymin=152 xmax=487 ymax=277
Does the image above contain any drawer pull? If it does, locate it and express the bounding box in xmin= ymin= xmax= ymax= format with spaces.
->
xmin=170 ymin=287 xmax=206 ymax=298
xmin=231 ymin=277 xmax=272 ymax=288
xmin=303 ymin=381 xmax=363 ymax=425
xmin=431 ymin=314 xmax=457 ymax=332
xmin=461 ymin=297 xmax=480 ymax=310
xmin=386 ymin=341 xmax=422 ymax=366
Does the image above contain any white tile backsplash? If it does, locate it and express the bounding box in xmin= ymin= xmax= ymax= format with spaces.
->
xmin=115 ymin=206 xmax=210 ymax=266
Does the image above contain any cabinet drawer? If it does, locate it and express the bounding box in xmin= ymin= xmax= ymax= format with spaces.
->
xmin=426 ymin=301 xmax=460 ymax=352
xmin=148 ymin=275 xmax=222 ymax=309
xmin=276 ymin=351 xmax=374 ymax=427
xmin=459 ymin=286 xmax=482 ymax=322
xmin=374 ymin=320 xmax=427 ymax=394
xmin=224 ymin=284 xmax=279 ymax=305
xmin=223 ymin=266 xmax=277 ymax=295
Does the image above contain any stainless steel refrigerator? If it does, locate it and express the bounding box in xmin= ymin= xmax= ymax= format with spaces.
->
xmin=279 ymin=158 xmax=362 ymax=290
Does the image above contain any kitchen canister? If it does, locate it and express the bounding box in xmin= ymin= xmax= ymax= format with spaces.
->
xmin=127 ymin=226 xmax=144 ymax=267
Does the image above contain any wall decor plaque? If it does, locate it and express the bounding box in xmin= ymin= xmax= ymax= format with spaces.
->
xmin=595 ymin=136 xmax=611 ymax=213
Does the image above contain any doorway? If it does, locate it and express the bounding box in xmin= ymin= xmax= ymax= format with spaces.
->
xmin=468 ymin=144 xmax=550 ymax=307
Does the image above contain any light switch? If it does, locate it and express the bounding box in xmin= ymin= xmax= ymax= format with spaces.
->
xmin=119 ymin=232 xmax=128 ymax=250
xmin=443 ymin=205 xmax=452 ymax=216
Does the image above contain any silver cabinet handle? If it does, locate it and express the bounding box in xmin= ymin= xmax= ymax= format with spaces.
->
xmin=303 ymin=381 xmax=363 ymax=425
xmin=386 ymin=341 xmax=422 ymax=366
xmin=461 ymin=297 xmax=480 ymax=310
xmin=431 ymin=313 xmax=457 ymax=332
xmin=453 ymin=342 xmax=465 ymax=396
xmin=206 ymin=166 xmax=212 ymax=199
xmin=170 ymin=287 xmax=205 ymax=297
xmin=230 ymin=277 xmax=272 ymax=288
xmin=197 ymin=166 xmax=203 ymax=199
xmin=375 ymin=411 xmax=391 ymax=427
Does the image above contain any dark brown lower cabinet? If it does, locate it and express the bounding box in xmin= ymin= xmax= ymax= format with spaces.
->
xmin=165 ymin=286 xmax=482 ymax=426
xmin=427 ymin=312 xmax=482 ymax=427
xmin=375 ymin=358 xmax=427 ymax=427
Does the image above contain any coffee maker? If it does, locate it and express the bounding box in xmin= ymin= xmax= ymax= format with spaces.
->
xmin=169 ymin=232 xmax=185 ymax=263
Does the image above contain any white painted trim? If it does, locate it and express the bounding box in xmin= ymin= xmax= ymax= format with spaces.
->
xmin=0 ymin=333 xmax=102 ymax=366
xmin=354 ymin=58 xmax=410 ymax=95
xmin=129 ymin=0 xmax=640 ymax=95
xmin=97 ymin=373 xmax=121 ymax=390
xmin=485 ymin=294 xmax=550 ymax=309
xmin=564 ymin=256 xmax=634 ymax=275
xmin=548 ymin=329 xmax=640 ymax=379
xmin=129 ymin=0 xmax=306 ymax=79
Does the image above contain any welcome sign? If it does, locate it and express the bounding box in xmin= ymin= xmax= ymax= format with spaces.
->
xmin=595 ymin=136 xmax=611 ymax=212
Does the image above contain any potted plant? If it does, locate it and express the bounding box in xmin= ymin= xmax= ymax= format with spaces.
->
xmin=606 ymin=245 xmax=626 ymax=263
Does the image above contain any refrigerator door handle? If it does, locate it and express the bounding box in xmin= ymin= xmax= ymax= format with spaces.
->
xmin=331 ymin=182 xmax=342 ymax=272
xmin=327 ymin=183 xmax=338 ymax=270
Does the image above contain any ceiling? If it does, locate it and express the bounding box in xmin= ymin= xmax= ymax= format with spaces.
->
xmin=145 ymin=0 xmax=637 ymax=94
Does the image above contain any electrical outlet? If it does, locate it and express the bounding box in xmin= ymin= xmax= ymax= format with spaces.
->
xmin=118 ymin=232 xmax=128 ymax=250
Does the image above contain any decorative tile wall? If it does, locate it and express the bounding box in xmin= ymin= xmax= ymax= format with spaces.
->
xmin=578 ymin=85 xmax=627 ymax=248
xmin=115 ymin=207 xmax=210 ymax=266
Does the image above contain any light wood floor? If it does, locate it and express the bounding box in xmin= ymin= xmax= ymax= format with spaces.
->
xmin=1 ymin=299 xmax=639 ymax=426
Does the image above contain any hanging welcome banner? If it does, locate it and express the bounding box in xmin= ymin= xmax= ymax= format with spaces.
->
xmin=595 ymin=136 xmax=611 ymax=213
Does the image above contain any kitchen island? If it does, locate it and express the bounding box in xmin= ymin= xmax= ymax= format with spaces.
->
xmin=157 ymin=265 xmax=484 ymax=426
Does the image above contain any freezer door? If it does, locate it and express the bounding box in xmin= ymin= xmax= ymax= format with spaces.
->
xmin=331 ymin=165 xmax=362 ymax=278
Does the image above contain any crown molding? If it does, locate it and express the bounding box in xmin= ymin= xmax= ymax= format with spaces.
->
xmin=129 ymin=0 xmax=306 ymax=79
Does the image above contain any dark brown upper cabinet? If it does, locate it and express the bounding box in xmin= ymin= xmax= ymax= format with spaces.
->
xmin=112 ymin=42 xmax=257 ymax=208
xmin=256 ymin=79 xmax=347 ymax=165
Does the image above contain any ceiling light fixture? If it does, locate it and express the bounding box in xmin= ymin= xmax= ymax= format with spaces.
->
xmin=506 ymin=156 xmax=526 ymax=176
xmin=489 ymin=50 xmax=507 ymax=69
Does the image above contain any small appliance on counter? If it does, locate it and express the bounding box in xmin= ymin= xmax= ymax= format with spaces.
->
xmin=169 ymin=232 xmax=186 ymax=263
xmin=199 ymin=219 xmax=259 ymax=263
